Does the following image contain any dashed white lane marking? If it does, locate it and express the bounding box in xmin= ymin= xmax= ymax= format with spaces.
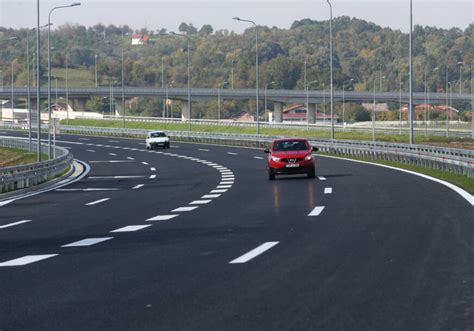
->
xmin=189 ymin=200 xmax=212 ymax=205
xmin=146 ymin=214 xmax=179 ymax=221
xmin=127 ymin=157 xmax=135 ymax=160
xmin=142 ymin=162 xmax=149 ymax=165
xmin=149 ymin=174 xmax=157 ymax=179
xmin=202 ymin=194 xmax=221 ymax=198
xmin=85 ymin=198 xmax=110 ymax=206
xmin=229 ymin=242 xmax=279 ymax=264
xmin=0 ymin=220 xmax=32 ymax=229
xmin=318 ymin=176 xmax=327 ymax=181
xmin=227 ymin=152 xmax=238 ymax=155
xmin=150 ymin=167 xmax=156 ymax=171
xmin=79 ymin=138 xmax=90 ymax=141
xmin=86 ymin=149 xmax=95 ymax=153
xmin=308 ymin=206 xmax=325 ymax=216
xmin=253 ymin=156 xmax=264 ymax=160
xmin=219 ymin=181 xmax=234 ymax=185
xmin=198 ymin=148 xmax=209 ymax=152
xmin=108 ymin=153 xmax=117 ymax=156
xmin=111 ymin=225 xmax=151 ymax=233
xmin=89 ymin=160 xmax=134 ymax=163
xmin=210 ymin=189 xmax=228 ymax=193
xmin=172 ymin=206 xmax=199 ymax=212
xmin=56 ymin=188 xmax=120 ymax=192
xmin=88 ymin=175 xmax=146 ymax=179
xmin=132 ymin=184 xmax=145 ymax=190
xmin=324 ymin=187 xmax=333 ymax=194
xmin=170 ymin=146 xmax=179 ymax=148
xmin=216 ymin=185 xmax=232 ymax=189
xmin=62 ymin=237 xmax=113 ymax=247
xmin=0 ymin=254 xmax=58 ymax=267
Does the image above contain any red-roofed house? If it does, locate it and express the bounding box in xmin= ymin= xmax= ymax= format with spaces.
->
xmin=282 ymin=104 xmax=338 ymax=122
xmin=131 ymin=34 xmax=150 ymax=45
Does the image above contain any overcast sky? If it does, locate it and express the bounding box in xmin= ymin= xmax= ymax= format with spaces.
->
xmin=1 ymin=0 xmax=472 ymax=33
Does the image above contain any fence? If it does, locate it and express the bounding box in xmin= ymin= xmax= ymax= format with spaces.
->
xmin=0 ymin=138 xmax=73 ymax=193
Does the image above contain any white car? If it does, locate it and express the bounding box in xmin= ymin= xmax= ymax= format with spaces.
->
xmin=146 ymin=131 xmax=170 ymax=149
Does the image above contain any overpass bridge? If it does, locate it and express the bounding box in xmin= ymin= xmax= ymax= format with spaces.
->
xmin=1 ymin=87 xmax=471 ymax=122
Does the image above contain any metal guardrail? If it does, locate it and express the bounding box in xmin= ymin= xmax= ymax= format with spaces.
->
xmin=0 ymin=138 xmax=73 ymax=193
xmin=57 ymin=124 xmax=474 ymax=178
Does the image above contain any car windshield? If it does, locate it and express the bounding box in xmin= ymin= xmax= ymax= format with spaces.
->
xmin=273 ymin=140 xmax=308 ymax=151
xmin=150 ymin=132 xmax=166 ymax=138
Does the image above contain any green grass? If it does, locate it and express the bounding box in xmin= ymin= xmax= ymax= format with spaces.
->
xmin=0 ymin=147 xmax=39 ymax=167
xmin=63 ymin=118 xmax=474 ymax=149
xmin=320 ymin=153 xmax=474 ymax=193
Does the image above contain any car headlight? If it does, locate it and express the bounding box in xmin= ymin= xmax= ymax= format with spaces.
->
xmin=304 ymin=154 xmax=313 ymax=161
xmin=271 ymin=156 xmax=281 ymax=162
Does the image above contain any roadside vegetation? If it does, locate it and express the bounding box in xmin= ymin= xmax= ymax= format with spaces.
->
xmin=0 ymin=147 xmax=38 ymax=167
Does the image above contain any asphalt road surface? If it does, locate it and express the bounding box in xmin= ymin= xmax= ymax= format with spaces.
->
xmin=0 ymin=131 xmax=473 ymax=331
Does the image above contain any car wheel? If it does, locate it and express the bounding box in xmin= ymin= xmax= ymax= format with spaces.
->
xmin=268 ymin=168 xmax=275 ymax=180
xmin=165 ymin=142 xmax=170 ymax=149
xmin=307 ymin=167 xmax=316 ymax=178
xmin=146 ymin=145 xmax=150 ymax=150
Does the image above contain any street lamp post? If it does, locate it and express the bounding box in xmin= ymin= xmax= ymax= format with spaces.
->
xmin=457 ymin=61 xmax=463 ymax=95
xmin=233 ymin=17 xmax=260 ymax=134
xmin=161 ymin=57 xmax=165 ymax=118
xmin=446 ymin=68 xmax=449 ymax=137
xmin=48 ymin=2 xmax=81 ymax=159
xmin=95 ymin=54 xmax=98 ymax=87
xmin=326 ymin=0 xmax=335 ymax=140
xmin=372 ymin=79 xmax=376 ymax=142
xmin=408 ymin=0 xmax=414 ymax=144
xmin=399 ymin=79 xmax=403 ymax=135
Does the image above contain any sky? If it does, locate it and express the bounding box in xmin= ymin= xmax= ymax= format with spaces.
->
xmin=0 ymin=0 xmax=473 ymax=33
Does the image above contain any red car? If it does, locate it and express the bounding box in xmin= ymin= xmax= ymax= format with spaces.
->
xmin=264 ymin=138 xmax=318 ymax=180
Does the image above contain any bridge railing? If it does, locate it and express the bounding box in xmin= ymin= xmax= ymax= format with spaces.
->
xmin=57 ymin=124 xmax=473 ymax=178
xmin=0 ymin=138 xmax=73 ymax=193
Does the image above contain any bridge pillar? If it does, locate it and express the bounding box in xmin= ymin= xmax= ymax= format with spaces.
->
xmin=273 ymin=102 xmax=283 ymax=123
xmin=181 ymin=101 xmax=191 ymax=121
xmin=114 ymin=98 xmax=124 ymax=117
xmin=307 ymin=104 xmax=316 ymax=124
xmin=74 ymin=99 xmax=87 ymax=115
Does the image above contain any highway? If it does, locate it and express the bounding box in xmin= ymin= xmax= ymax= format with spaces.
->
xmin=0 ymin=131 xmax=473 ymax=330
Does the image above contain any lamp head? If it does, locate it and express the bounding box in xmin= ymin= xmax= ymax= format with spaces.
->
xmin=71 ymin=2 xmax=81 ymax=6
xmin=233 ymin=17 xmax=241 ymax=21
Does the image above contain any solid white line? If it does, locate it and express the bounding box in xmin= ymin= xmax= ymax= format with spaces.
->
xmin=85 ymin=198 xmax=110 ymax=206
xmin=88 ymin=175 xmax=145 ymax=179
xmin=149 ymin=174 xmax=157 ymax=179
xmin=198 ymin=148 xmax=209 ymax=152
xmin=150 ymin=167 xmax=156 ymax=171
xmin=132 ymin=184 xmax=145 ymax=190
xmin=229 ymin=242 xmax=279 ymax=264
xmin=146 ymin=214 xmax=179 ymax=221
xmin=111 ymin=225 xmax=151 ymax=232
xmin=86 ymin=149 xmax=95 ymax=153
xmin=253 ymin=156 xmax=264 ymax=160
xmin=324 ymin=187 xmax=333 ymax=194
xmin=172 ymin=206 xmax=199 ymax=212
xmin=89 ymin=160 xmax=134 ymax=163
xmin=189 ymin=200 xmax=212 ymax=205
xmin=56 ymin=188 xmax=120 ymax=192
xmin=0 ymin=220 xmax=32 ymax=229
xmin=320 ymin=154 xmax=474 ymax=206
xmin=227 ymin=152 xmax=238 ymax=155
xmin=108 ymin=153 xmax=117 ymax=156
xmin=201 ymin=194 xmax=221 ymax=198
xmin=61 ymin=237 xmax=113 ymax=247
xmin=210 ymin=189 xmax=227 ymax=193
xmin=318 ymin=176 xmax=327 ymax=181
xmin=142 ymin=162 xmax=149 ymax=165
xmin=0 ymin=254 xmax=58 ymax=267
xmin=308 ymin=206 xmax=325 ymax=216
xmin=127 ymin=157 xmax=135 ymax=160
xmin=216 ymin=185 xmax=232 ymax=189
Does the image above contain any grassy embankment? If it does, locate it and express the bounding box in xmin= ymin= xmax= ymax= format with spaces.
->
xmin=0 ymin=147 xmax=39 ymax=167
